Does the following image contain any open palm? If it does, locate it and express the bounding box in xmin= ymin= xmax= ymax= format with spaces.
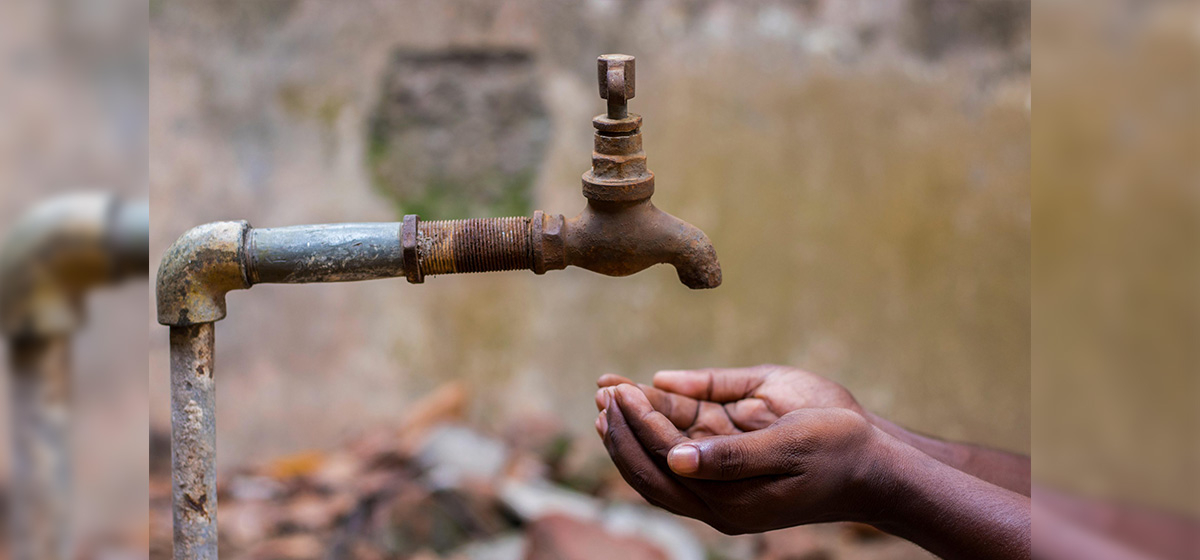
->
xmin=597 ymin=365 xmax=863 ymax=437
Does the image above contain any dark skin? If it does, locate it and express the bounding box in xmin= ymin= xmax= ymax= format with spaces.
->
xmin=594 ymin=366 xmax=1031 ymax=560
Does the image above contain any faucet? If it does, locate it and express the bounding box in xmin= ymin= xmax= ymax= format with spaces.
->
xmin=155 ymin=54 xmax=720 ymax=559
xmin=0 ymin=193 xmax=148 ymax=560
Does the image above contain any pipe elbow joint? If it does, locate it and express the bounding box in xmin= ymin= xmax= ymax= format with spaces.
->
xmin=0 ymin=193 xmax=148 ymax=336
xmin=156 ymin=221 xmax=250 ymax=327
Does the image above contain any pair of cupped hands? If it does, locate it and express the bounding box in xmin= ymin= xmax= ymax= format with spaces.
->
xmin=592 ymin=365 xmax=899 ymax=535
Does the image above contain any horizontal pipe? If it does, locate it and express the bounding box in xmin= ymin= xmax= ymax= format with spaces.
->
xmin=416 ymin=217 xmax=536 ymax=276
xmin=248 ymin=223 xmax=404 ymax=284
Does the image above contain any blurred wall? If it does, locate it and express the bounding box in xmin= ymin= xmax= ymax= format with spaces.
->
xmin=148 ymin=0 xmax=1030 ymax=470
xmin=0 ymin=0 xmax=150 ymax=545
xmin=1032 ymin=0 xmax=1199 ymax=516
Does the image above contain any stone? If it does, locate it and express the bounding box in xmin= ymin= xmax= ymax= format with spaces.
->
xmin=417 ymin=424 xmax=510 ymax=488
xmin=455 ymin=533 xmax=527 ymax=560
xmin=601 ymin=503 xmax=707 ymax=560
xmin=524 ymin=514 xmax=668 ymax=560
xmin=498 ymin=479 xmax=601 ymax=522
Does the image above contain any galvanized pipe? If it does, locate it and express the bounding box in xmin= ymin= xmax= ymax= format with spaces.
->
xmin=169 ymin=324 xmax=217 ymax=560
xmin=158 ymin=54 xmax=721 ymax=558
xmin=7 ymin=336 xmax=71 ymax=560
xmin=248 ymin=223 xmax=405 ymax=284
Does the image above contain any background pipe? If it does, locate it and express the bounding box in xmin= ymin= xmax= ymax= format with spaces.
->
xmin=157 ymin=54 xmax=720 ymax=558
xmin=0 ymin=193 xmax=149 ymax=560
xmin=7 ymin=336 xmax=70 ymax=560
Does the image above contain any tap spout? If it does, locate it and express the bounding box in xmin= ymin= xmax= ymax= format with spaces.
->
xmin=563 ymin=200 xmax=721 ymax=289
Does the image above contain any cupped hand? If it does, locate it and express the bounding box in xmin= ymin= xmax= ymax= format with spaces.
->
xmin=594 ymin=384 xmax=890 ymax=534
xmin=596 ymin=365 xmax=863 ymax=437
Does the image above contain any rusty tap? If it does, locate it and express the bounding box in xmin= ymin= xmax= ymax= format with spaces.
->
xmin=403 ymin=53 xmax=721 ymax=289
xmin=157 ymin=53 xmax=719 ymax=326
xmin=563 ymin=54 xmax=721 ymax=289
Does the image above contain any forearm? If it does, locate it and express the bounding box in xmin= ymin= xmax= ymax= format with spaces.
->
xmin=1033 ymin=485 xmax=1199 ymax=559
xmin=865 ymin=435 xmax=1031 ymax=560
xmin=1033 ymin=503 xmax=1159 ymax=560
xmin=867 ymin=412 xmax=1031 ymax=496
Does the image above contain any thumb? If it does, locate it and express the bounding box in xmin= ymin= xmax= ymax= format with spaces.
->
xmin=666 ymin=422 xmax=803 ymax=480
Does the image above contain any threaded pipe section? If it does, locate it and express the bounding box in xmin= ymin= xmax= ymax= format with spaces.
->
xmin=417 ymin=217 xmax=534 ymax=276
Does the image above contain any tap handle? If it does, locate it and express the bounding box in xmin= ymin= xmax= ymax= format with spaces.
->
xmin=598 ymin=54 xmax=635 ymax=119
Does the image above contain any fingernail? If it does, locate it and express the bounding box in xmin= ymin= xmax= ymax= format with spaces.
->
xmin=604 ymin=387 xmax=615 ymax=409
xmin=668 ymin=444 xmax=700 ymax=474
xmin=596 ymin=410 xmax=608 ymax=437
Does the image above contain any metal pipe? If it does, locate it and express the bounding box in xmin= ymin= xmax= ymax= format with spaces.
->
xmin=157 ymin=54 xmax=721 ymax=558
xmin=169 ymin=324 xmax=217 ymax=560
xmin=248 ymin=223 xmax=405 ymax=284
xmin=0 ymin=193 xmax=149 ymax=560
xmin=8 ymin=336 xmax=70 ymax=560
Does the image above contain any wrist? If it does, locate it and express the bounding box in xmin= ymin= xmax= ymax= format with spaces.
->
xmin=860 ymin=433 xmax=937 ymax=530
xmin=857 ymin=434 xmax=1032 ymax=559
xmin=846 ymin=427 xmax=922 ymax=526
xmin=864 ymin=411 xmax=962 ymax=469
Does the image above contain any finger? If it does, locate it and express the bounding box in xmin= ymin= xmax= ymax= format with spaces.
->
xmin=595 ymin=410 xmax=608 ymax=438
xmin=612 ymin=384 xmax=691 ymax=460
xmin=723 ymin=398 xmax=779 ymax=431
xmin=652 ymin=368 xmax=768 ymax=403
xmin=601 ymin=388 xmax=707 ymax=515
xmin=637 ymin=383 xmax=701 ymax=430
xmin=597 ymin=373 xmax=635 ymax=387
xmin=665 ymin=420 xmax=806 ymax=480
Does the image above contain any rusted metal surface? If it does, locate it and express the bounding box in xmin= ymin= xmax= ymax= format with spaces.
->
xmin=156 ymin=53 xmax=720 ymax=558
xmin=170 ymin=323 xmax=218 ymax=560
xmin=155 ymin=221 xmax=250 ymax=326
xmin=598 ymin=54 xmax=635 ymax=120
xmin=568 ymin=54 xmax=720 ymax=289
xmin=406 ymin=217 xmax=535 ymax=278
xmin=8 ymin=336 xmax=71 ymax=560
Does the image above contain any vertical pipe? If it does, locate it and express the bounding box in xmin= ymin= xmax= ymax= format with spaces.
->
xmin=8 ymin=336 xmax=71 ymax=560
xmin=169 ymin=323 xmax=217 ymax=560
